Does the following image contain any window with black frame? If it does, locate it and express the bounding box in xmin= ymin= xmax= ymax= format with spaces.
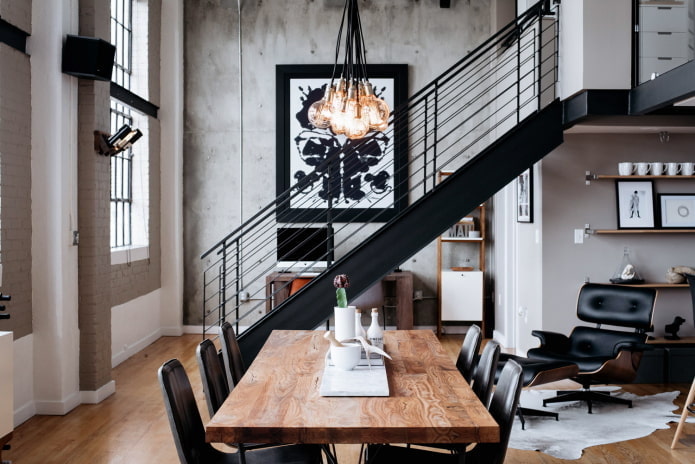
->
xmin=110 ymin=0 xmax=152 ymax=252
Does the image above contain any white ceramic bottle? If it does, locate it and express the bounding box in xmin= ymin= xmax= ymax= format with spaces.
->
xmin=355 ymin=308 xmax=367 ymax=340
xmin=367 ymin=307 xmax=384 ymax=357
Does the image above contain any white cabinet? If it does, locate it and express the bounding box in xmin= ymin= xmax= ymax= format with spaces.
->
xmin=436 ymin=171 xmax=488 ymax=335
xmin=0 ymin=332 xmax=12 ymax=440
xmin=639 ymin=1 xmax=695 ymax=83
xmin=440 ymin=271 xmax=483 ymax=321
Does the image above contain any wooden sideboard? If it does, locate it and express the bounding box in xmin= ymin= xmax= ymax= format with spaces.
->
xmin=265 ymin=271 xmax=414 ymax=329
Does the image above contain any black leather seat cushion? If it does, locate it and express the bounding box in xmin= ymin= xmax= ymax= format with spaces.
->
xmin=528 ymin=326 xmax=645 ymax=372
xmin=497 ymin=353 xmax=577 ymax=386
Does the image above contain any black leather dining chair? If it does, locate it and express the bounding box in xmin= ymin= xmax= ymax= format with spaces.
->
xmin=219 ymin=322 xmax=246 ymax=389
xmin=196 ymin=339 xmax=230 ymax=417
xmin=158 ymin=358 xmax=323 ymax=464
xmin=526 ymin=283 xmax=657 ymax=413
xmin=455 ymin=324 xmax=482 ymax=383
xmin=471 ymin=340 xmax=501 ymax=408
xmin=365 ymin=360 xmax=524 ymax=464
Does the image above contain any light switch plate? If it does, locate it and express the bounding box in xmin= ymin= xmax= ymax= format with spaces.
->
xmin=574 ymin=229 xmax=584 ymax=244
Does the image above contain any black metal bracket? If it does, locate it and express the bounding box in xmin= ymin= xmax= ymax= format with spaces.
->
xmin=0 ymin=16 xmax=29 ymax=54
xmin=0 ymin=293 xmax=9 ymax=320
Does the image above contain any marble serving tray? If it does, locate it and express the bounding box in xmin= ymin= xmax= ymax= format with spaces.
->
xmin=319 ymin=351 xmax=389 ymax=397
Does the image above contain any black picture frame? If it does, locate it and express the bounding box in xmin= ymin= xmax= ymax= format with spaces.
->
xmin=658 ymin=193 xmax=695 ymax=229
xmin=615 ymin=180 xmax=655 ymax=229
xmin=516 ymin=168 xmax=533 ymax=223
xmin=275 ymin=64 xmax=409 ymax=223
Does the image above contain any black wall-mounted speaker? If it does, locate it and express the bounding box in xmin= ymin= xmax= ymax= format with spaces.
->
xmin=62 ymin=35 xmax=116 ymax=81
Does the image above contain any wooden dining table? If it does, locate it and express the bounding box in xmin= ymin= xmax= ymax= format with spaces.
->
xmin=205 ymin=329 xmax=499 ymax=447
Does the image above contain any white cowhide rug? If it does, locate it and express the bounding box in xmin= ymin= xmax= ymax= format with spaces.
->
xmin=508 ymin=388 xmax=690 ymax=460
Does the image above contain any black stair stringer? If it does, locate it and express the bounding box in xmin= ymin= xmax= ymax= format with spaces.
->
xmin=237 ymin=100 xmax=564 ymax=365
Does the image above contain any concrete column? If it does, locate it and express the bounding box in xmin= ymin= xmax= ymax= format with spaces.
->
xmin=160 ymin=0 xmax=185 ymax=336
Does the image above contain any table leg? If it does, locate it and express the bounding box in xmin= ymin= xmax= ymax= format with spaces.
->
xmin=321 ymin=444 xmax=339 ymax=464
xmin=395 ymin=276 xmax=413 ymax=330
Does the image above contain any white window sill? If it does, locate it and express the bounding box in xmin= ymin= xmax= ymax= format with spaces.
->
xmin=111 ymin=246 xmax=149 ymax=265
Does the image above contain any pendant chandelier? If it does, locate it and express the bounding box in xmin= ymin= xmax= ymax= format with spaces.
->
xmin=308 ymin=0 xmax=390 ymax=140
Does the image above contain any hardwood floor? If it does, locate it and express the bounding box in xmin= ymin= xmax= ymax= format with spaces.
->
xmin=5 ymin=333 xmax=695 ymax=463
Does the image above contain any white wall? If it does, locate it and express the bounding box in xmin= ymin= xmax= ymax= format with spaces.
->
xmin=559 ymin=0 xmax=632 ymax=98
xmin=29 ymin=0 xmax=81 ymax=416
xmin=12 ymin=335 xmax=33 ymax=426
xmin=0 ymin=332 xmax=13 ymax=435
xmin=111 ymin=290 xmax=162 ymax=367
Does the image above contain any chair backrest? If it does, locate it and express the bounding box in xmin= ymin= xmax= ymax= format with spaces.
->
xmin=196 ymin=338 xmax=230 ymax=417
xmin=467 ymin=359 xmax=523 ymax=464
xmin=569 ymin=326 xmax=646 ymax=359
xmin=158 ymin=358 xmax=223 ymax=464
xmin=219 ymin=321 xmax=246 ymax=388
xmin=576 ymin=283 xmax=656 ymax=331
xmin=686 ymin=274 xmax=695 ymax=324
xmin=456 ymin=324 xmax=482 ymax=383
xmin=471 ymin=340 xmax=500 ymax=408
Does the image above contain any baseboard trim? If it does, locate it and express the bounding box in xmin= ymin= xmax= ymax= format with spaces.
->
xmin=34 ymin=390 xmax=81 ymax=416
xmin=161 ymin=325 xmax=184 ymax=337
xmin=81 ymin=380 xmax=116 ymax=404
xmin=14 ymin=400 xmax=36 ymax=427
xmin=112 ymin=328 xmax=162 ymax=368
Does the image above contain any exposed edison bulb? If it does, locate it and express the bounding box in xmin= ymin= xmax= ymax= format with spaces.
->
xmin=345 ymin=104 xmax=369 ymax=139
xmin=344 ymin=84 xmax=360 ymax=119
xmin=373 ymin=96 xmax=390 ymax=126
xmin=332 ymin=82 xmax=358 ymax=136
xmin=308 ymin=87 xmax=334 ymax=129
xmin=330 ymin=78 xmax=347 ymax=114
xmin=361 ymin=81 xmax=390 ymax=131
xmin=330 ymin=102 xmax=348 ymax=135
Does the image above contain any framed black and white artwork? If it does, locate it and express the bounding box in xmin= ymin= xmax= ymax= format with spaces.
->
xmin=659 ymin=194 xmax=695 ymax=228
xmin=275 ymin=64 xmax=408 ymax=223
xmin=615 ymin=180 xmax=655 ymax=229
xmin=516 ymin=168 xmax=533 ymax=223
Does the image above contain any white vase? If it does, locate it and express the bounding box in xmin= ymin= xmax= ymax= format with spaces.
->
xmin=334 ymin=305 xmax=356 ymax=342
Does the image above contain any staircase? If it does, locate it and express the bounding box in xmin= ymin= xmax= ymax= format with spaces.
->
xmin=201 ymin=0 xmax=563 ymax=364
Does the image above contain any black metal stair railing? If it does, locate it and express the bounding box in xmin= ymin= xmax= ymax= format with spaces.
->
xmin=201 ymin=1 xmax=560 ymax=345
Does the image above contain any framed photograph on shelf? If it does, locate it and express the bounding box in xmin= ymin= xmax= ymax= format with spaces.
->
xmin=615 ymin=180 xmax=655 ymax=229
xmin=659 ymin=194 xmax=695 ymax=228
xmin=275 ymin=64 xmax=409 ymax=223
xmin=516 ymin=168 xmax=533 ymax=223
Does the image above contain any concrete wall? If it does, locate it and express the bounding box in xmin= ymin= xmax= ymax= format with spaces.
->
xmin=541 ymin=132 xmax=695 ymax=341
xmin=183 ymin=0 xmax=496 ymax=326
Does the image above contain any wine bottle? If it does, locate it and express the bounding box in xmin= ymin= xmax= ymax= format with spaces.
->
xmin=354 ymin=308 xmax=367 ymax=340
xmin=367 ymin=307 xmax=384 ymax=358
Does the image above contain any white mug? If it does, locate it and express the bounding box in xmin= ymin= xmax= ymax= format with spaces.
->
xmin=618 ymin=162 xmax=634 ymax=176
xmin=330 ymin=343 xmax=361 ymax=370
xmin=651 ymin=162 xmax=665 ymax=175
xmin=666 ymin=162 xmax=681 ymax=176
xmin=682 ymin=162 xmax=695 ymax=176
xmin=635 ymin=162 xmax=651 ymax=176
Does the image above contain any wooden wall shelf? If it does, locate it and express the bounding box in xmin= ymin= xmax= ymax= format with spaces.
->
xmin=592 ymin=229 xmax=695 ymax=234
xmin=598 ymin=282 xmax=688 ymax=288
